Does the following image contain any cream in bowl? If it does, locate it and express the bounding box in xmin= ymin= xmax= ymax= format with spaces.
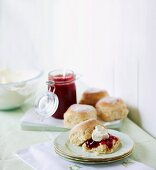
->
xmin=0 ymin=67 xmax=43 ymax=110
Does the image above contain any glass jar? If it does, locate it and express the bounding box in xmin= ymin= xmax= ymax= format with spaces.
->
xmin=34 ymin=69 xmax=79 ymax=119
xmin=48 ymin=69 xmax=77 ymax=119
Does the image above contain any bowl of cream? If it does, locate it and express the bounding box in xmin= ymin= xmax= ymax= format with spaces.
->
xmin=0 ymin=67 xmax=43 ymax=110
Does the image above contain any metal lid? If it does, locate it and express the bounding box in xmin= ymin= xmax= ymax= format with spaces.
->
xmin=34 ymin=91 xmax=59 ymax=118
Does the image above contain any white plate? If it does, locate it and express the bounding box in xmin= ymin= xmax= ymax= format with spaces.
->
xmin=54 ymin=148 xmax=132 ymax=164
xmin=54 ymin=130 xmax=134 ymax=161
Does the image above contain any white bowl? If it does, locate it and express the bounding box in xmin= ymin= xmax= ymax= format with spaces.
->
xmin=0 ymin=67 xmax=43 ymax=110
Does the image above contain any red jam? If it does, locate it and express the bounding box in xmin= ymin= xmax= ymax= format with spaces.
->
xmin=48 ymin=72 xmax=77 ymax=119
xmin=85 ymin=134 xmax=118 ymax=149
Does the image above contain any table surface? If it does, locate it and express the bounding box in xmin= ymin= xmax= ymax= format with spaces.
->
xmin=0 ymin=105 xmax=156 ymax=170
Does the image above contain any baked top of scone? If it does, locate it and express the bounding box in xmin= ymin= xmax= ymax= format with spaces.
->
xmin=79 ymin=88 xmax=109 ymax=106
xmin=96 ymin=96 xmax=129 ymax=122
xmin=64 ymin=104 xmax=97 ymax=128
xmin=69 ymin=119 xmax=120 ymax=154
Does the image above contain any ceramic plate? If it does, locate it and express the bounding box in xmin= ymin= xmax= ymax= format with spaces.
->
xmin=54 ymin=147 xmax=133 ymax=164
xmin=54 ymin=145 xmax=133 ymax=160
xmin=54 ymin=130 xmax=134 ymax=162
xmin=55 ymin=148 xmax=132 ymax=164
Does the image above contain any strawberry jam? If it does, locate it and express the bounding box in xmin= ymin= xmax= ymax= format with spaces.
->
xmin=48 ymin=70 xmax=77 ymax=119
xmin=85 ymin=134 xmax=118 ymax=149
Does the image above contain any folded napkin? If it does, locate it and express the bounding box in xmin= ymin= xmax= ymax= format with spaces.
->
xmin=21 ymin=109 xmax=69 ymax=132
xmin=16 ymin=142 xmax=154 ymax=170
xmin=21 ymin=109 xmax=122 ymax=132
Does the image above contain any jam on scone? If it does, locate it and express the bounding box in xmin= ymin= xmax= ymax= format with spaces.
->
xmin=82 ymin=125 xmax=120 ymax=154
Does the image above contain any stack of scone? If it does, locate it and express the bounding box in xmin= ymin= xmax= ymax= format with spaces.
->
xmin=64 ymin=87 xmax=129 ymax=128
xmin=69 ymin=119 xmax=120 ymax=154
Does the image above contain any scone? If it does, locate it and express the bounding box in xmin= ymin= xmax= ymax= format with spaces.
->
xmin=64 ymin=104 xmax=97 ymax=128
xmin=96 ymin=96 xmax=129 ymax=121
xmin=69 ymin=119 xmax=120 ymax=154
xmin=79 ymin=88 xmax=109 ymax=106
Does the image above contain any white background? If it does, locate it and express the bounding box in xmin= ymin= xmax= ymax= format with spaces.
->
xmin=0 ymin=0 xmax=156 ymax=138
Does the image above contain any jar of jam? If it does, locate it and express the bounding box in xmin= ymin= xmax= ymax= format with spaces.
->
xmin=35 ymin=69 xmax=77 ymax=119
xmin=48 ymin=69 xmax=77 ymax=119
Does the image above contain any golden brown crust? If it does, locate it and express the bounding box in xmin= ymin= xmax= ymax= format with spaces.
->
xmin=79 ymin=88 xmax=109 ymax=106
xmin=96 ymin=97 xmax=129 ymax=121
xmin=64 ymin=104 xmax=97 ymax=128
xmin=69 ymin=119 xmax=103 ymax=146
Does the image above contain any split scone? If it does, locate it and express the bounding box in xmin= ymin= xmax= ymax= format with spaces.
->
xmin=64 ymin=104 xmax=97 ymax=128
xmin=79 ymin=88 xmax=109 ymax=106
xmin=69 ymin=119 xmax=120 ymax=154
xmin=96 ymin=97 xmax=129 ymax=121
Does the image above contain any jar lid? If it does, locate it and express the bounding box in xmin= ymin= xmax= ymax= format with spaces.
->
xmin=34 ymin=91 xmax=59 ymax=118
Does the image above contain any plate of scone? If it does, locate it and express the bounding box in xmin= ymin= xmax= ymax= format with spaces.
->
xmin=54 ymin=119 xmax=134 ymax=164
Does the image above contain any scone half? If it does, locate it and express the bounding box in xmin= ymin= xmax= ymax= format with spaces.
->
xmin=69 ymin=119 xmax=101 ymax=146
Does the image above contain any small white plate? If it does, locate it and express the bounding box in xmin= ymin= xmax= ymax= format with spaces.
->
xmin=54 ymin=130 xmax=134 ymax=162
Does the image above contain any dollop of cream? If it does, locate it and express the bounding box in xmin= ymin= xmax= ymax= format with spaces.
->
xmin=92 ymin=125 xmax=109 ymax=142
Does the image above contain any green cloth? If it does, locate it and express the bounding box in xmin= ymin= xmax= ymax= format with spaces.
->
xmin=0 ymin=106 xmax=156 ymax=169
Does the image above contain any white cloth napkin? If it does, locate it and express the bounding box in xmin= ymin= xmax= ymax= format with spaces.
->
xmin=16 ymin=142 xmax=154 ymax=170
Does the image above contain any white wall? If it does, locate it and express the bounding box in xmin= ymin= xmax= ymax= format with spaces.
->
xmin=0 ymin=0 xmax=156 ymax=138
